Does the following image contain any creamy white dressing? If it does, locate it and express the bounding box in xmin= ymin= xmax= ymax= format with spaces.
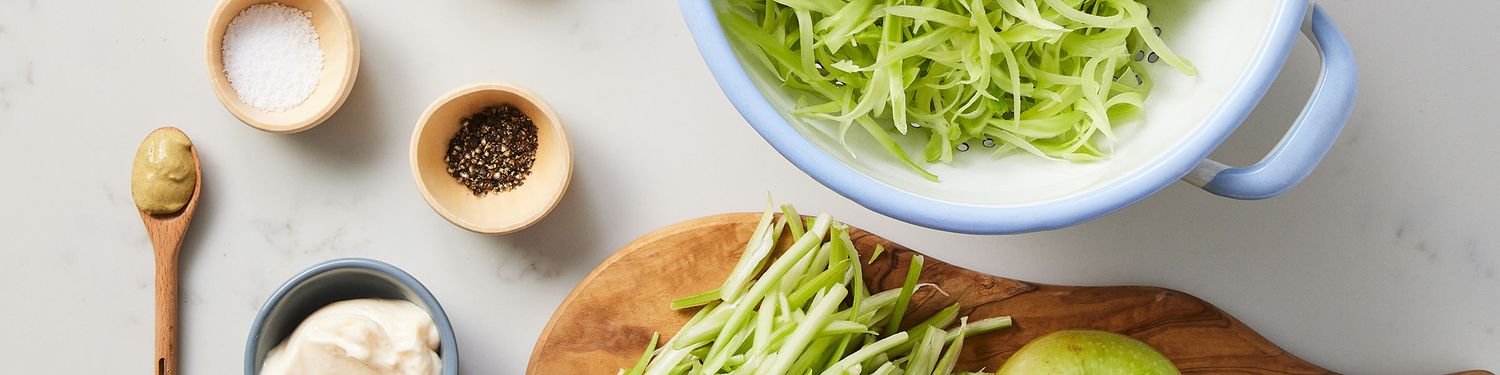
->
xmin=261 ymin=299 xmax=441 ymax=375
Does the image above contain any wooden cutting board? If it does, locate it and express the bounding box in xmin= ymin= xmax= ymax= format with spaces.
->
xmin=528 ymin=213 xmax=1490 ymax=374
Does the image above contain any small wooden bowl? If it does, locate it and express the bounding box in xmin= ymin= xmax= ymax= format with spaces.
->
xmin=205 ymin=0 xmax=359 ymax=133
xmin=410 ymin=84 xmax=573 ymax=234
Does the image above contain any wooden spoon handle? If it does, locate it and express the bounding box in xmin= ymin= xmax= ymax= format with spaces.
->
xmin=154 ymin=246 xmax=179 ymax=375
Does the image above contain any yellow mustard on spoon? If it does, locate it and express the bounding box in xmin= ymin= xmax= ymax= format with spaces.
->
xmin=130 ymin=126 xmax=200 ymax=375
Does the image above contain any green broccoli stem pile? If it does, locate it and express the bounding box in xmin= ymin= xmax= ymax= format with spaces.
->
xmin=625 ymin=202 xmax=1013 ymax=375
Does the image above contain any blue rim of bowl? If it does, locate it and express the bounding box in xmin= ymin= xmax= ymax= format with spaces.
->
xmin=680 ymin=0 xmax=1307 ymax=234
xmin=243 ymin=258 xmax=459 ymax=374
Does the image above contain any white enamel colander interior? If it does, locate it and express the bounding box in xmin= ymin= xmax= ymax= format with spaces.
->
xmin=727 ymin=1 xmax=1284 ymax=207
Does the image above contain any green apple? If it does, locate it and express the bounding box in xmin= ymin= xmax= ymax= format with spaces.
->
xmin=997 ymin=330 xmax=1179 ymax=375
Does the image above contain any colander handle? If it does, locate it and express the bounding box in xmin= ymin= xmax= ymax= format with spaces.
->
xmin=1185 ymin=4 xmax=1357 ymax=200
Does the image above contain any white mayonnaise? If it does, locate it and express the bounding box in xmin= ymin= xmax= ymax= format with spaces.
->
xmin=261 ymin=299 xmax=441 ymax=375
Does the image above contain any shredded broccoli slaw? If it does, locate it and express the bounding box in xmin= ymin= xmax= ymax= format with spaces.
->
xmin=722 ymin=0 xmax=1195 ymax=180
xmin=624 ymin=202 xmax=1013 ymax=375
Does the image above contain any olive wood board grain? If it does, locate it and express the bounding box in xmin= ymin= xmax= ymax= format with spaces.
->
xmin=528 ymin=213 xmax=1490 ymax=375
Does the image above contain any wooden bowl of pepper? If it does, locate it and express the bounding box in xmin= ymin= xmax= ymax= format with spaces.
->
xmin=410 ymin=84 xmax=572 ymax=234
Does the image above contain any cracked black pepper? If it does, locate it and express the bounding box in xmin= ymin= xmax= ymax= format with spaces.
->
xmin=444 ymin=104 xmax=539 ymax=195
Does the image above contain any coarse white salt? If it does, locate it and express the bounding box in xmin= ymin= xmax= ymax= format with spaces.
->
xmin=222 ymin=3 xmax=323 ymax=113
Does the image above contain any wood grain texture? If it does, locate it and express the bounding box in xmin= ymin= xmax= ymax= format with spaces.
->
xmin=528 ymin=213 xmax=1491 ymax=375
xmin=135 ymin=127 xmax=200 ymax=375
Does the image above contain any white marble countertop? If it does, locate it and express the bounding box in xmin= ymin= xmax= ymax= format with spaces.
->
xmin=1 ymin=0 xmax=1496 ymax=373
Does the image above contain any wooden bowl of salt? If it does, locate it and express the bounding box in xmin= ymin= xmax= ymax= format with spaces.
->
xmin=205 ymin=0 xmax=359 ymax=133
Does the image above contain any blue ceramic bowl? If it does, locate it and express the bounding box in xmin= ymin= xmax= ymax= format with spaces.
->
xmin=682 ymin=0 xmax=1358 ymax=234
xmin=245 ymin=258 xmax=459 ymax=374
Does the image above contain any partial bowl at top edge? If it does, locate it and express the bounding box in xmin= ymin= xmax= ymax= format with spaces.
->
xmin=680 ymin=0 xmax=1355 ymax=234
xmin=410 ymin=83 xmax=573 ymax=234
xmin=206 ymin=0 xmax=360 ymax=134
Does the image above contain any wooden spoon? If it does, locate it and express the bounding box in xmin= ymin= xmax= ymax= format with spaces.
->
xmin=133 ymin=127 xmax=200 ymax=375
xmin=529 ymin=213 xmax=1491 ymax=375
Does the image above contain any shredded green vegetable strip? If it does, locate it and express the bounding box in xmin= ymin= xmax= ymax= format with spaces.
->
xmin=625 ymin=202 xmax=1013 ymax=374
xmin=724 ymin=0 xmax=1194 ymax=180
